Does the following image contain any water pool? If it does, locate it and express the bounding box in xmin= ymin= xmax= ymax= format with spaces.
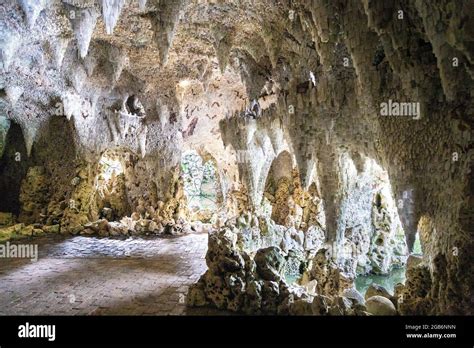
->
xmin=355 ymin=267 xmax=406 ymax=296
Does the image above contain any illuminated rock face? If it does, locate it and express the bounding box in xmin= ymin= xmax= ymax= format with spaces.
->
xmin=0 ymin=0 xmax=472 ymax=315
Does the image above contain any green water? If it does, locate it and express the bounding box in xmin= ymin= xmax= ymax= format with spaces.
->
xmin=285 ymin=274 xmax=300 ymax=285
xmin=355 ymin=267 xmax=406 ymax=296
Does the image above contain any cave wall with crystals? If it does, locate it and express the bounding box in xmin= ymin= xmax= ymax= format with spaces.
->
xmin=0 ymin=0 xmax=472 ymax=315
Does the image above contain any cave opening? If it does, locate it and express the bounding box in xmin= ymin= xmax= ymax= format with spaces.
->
xmin=414 ymin=216 xmax=431 ymax=256
xmin=263 ymin=150 xmax=299 ymax=225
xmin=337 ymin=155 xmax=409 ymax=297
xmin=181 ymin=150 xmax=219 ymax=223
xmin=95 ymin=149 xmax=132 ymax=222
xmin=413 ymin=231 xmax=423 ymax=255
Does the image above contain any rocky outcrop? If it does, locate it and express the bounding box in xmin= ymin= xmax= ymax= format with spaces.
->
xmin=397 ymin=255 xmax=433 ymax=315
xmin=308 ymin=248 xmax=354 ymax=297
xmin=0 ymin=221 xmax=60 ymax=242
xmin=188 ymin=216 xmax=376 ymax=315
xmin=0 ymin=212 xmax=14 ymax=226
xmin=264 ymin=169 xmax=326 ymax=232
xmin=18 ymin=166 xmax=50 ymax=224
xmin=367 ymin=194 xmax=407 ymax=274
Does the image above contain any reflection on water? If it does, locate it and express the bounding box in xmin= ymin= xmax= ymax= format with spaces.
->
xmin=355 ymin=267 xmax=406 ymax=296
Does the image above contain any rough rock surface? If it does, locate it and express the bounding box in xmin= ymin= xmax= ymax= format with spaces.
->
xmin=0 ymin=0 xmax=472 ymax=315
xmin=188 ymin=217 xmax=381 ymax=315
xmin=366 ymin=295 xmax=397 ymax=316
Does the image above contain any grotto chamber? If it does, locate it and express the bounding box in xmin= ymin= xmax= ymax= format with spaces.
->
xmin=0 ymin=0 xmax=472 ymax=319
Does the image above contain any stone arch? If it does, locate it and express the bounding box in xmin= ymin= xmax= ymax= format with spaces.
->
xmin=254 ymin=147 xmax=289 ymax=199
xmin=230 ymin=127 xmax=277 ymax=209
xmin=261 ymin=150 xmax=295 ymax=224
xmin=335 ymin=152 xmax=408 ymax=275
xmin=20 ymin=116 xmax=78 ymax=224
xmin=95 ymin=147 xmax=135 ymax=220
xmin=180 ymin=149 xmax=221 ymax=220
xmin=268 ymin=151 xmax=294 ymax=184
xmin=196 ymin=150 xmax=226 ymax=207
xmin=415 ymin=215 xmax=436 ymax=257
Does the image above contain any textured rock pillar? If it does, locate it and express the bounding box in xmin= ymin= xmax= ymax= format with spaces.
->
xmin=316 ymin=147 xmax=341 ymax=243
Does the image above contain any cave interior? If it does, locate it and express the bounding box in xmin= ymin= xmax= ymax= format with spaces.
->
xmin=0 ymin=0 xmax=473 ymax=316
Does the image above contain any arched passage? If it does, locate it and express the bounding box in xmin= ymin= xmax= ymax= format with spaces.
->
xmin=263 ymin=150 xmax=295 ymax=225
xmin=95 ymin=148 xmax=133 ymax=221
xmin=269 ymin=151 xmax=294 ymax=183
xmin=181 ymin=150 xmax=220 ymax=222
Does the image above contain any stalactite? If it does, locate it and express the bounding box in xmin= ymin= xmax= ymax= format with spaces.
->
xmin=68 ymin=6 xmax=99 ymax=59
xmin=149 ymin=0 xmax=185 ymax=65
xmin=52 ymin=37 xmax=70 ymax=70
xmin=101 ymin=0 xmax=126 ymax=35
xmin=21 ymin=125 xmax=36 ymax=157
xmin=19 ymin=0 xmax=48 ymax=29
